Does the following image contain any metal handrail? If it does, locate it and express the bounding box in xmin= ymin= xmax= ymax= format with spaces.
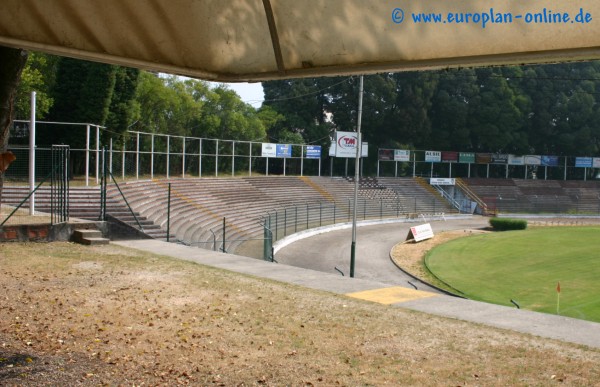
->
xmin=108 ymin=171 xmax=145 ymax=232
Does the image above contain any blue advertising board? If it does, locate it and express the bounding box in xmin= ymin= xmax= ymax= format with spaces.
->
xmin=276 ymin=144 xmax=292 ymax=158
xmin=306 ymin=145 xmax=321 ymax=159
xmin=541 ymin=155 xmax=559 ymax=167
xmin=575 ymin=157 xmax=593 ymax=168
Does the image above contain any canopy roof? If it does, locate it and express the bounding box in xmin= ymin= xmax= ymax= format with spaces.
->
xmin=1 ymin=0 xmax=600 ymax=82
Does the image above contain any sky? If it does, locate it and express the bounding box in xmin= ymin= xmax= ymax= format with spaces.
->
xmin=210 ymin=82 xmax=265 ymax=107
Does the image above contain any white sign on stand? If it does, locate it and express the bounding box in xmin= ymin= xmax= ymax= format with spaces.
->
xmin=406 ymin=223 xmax=434 ymax=242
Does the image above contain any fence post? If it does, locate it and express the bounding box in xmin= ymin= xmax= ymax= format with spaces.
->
xmin=85 ymin=124 xmax=90 ymax=187
xmin=319 ymin=202 xmax=322 ymax=227
xmin=222 ymin=217 xmax=226 ymax=253
xmin=348 ymin=199 xmax=351 ymax=222
xmin=151 ymin=133 xmax=154 ymax=179
xmin=306 ymin=203 xmax=309 ymax=230
xmin=166 ymin=183 xmax=171 ymax=242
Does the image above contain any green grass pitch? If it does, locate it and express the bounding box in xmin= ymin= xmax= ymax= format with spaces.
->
xmin=425 ymin=227 xmax=600 ymax=322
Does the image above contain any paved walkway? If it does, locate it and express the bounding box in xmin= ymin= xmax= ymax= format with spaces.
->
xmin=115 ymin=230 xmax=600 ymax=350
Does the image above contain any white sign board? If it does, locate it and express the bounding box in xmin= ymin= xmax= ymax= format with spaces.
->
xmin=508 ymin=155 xmax=524 ymax=165
xmin=524 ymin=155 xmax=541 ymax=165
xmin=430 ymin=178 xmax=455 ymax=186
xmin=425 ymin=151 xmax=441 ymax=162
xmin=335 ymin=131 xmax=360 ymax=158
xmin=406 ymin=223 xmax=435 ymax=243
xmin=394 ymin=149 xmax=410 ymax=162
xmin=261 ymin=143 xmax=276 ymax=157
xmin=594 ymin=158 xmax=600 ymax=168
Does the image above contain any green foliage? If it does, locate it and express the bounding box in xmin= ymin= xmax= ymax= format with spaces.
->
xmin=44 ymin=57 xmax=117 ymax=147
xmin=15 ymin=52 xmax=58 ymax=120
xmin=262 ymin=61 xmax=600 ymax=158
xmin=489 ymin=218 xmax=528 ymax=231
xmin=105 ymin=67 xmax=141 ymax=140
xmin=134 ymin=75 xmax=266 ymax=142
xmin=426 ymin=227 xmax=600 ymax=322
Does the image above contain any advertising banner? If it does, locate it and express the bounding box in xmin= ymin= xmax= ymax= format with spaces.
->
xmin=541 ymin=155 xmax=559 ymax=166
xmin=459 ymin=152 xmax=475 ymax=164
xmin=491 ymin=153 xmax=508 ymax=164
xmin=405 ymin=223 xmax=434 ymax=242
xmin=394 ymin=149 xmax=410 ymax=162
xmin=425 ymin=151 xmax=441 ymax=162
xmin=335 ymin=131 xmax=360 ymax=158
xmin=306 ymin=145 xmax=321 ymax=159
xmin=476 ymin=153 xmax=492 ymax=164
xmin=441 ymin=151 xmax=458 ymax=163
xmin=378 ymin=149 xmax=394 ymax=161
xmin=261 ymin=143 xmax=276 ymax=157
xmin=430 ymin=178 xmax=456 ymax=185
xmin=575 ymin=157 xmax=593 ymax=168
xmin=508 ymin=155 xmax=524 ymax=165
xmin=276 ymin=144 xmax=292 ymax=158
xmin=524 ymin=155 xmax=541 ymax=165
xmin=362 ymin=142 xmax=369 ymax=157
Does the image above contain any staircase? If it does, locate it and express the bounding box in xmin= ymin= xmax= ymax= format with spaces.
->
xmin=1 ymin=186 xmax=170 ymax=240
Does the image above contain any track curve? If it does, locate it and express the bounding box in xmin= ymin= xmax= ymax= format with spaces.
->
xmin=274 ymin=217 xmax=490 ymax=294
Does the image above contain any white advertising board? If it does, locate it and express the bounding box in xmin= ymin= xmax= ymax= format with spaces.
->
xmin=430 ymin=178 xmax=455 ymax=186
xmin=335 ymin=131 xmax=360 ymax=158
xmin=261 ymin=143 xmax=276 ymax=157
xmin=394 ymin=149 xmax=410 ymax=162
xmin=406 ymin=223 xmax=435 ymax=242
xmin=508 ymin=155 xmax=524 ymax=165
xmin=425 ymin=151 xmax=441 ymax=162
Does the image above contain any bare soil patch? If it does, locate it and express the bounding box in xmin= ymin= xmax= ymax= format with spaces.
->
xmin=1 ymin=241 xmax=600 ymax=385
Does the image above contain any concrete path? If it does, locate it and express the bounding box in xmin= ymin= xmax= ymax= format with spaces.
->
xmin=115 ymin=222 xmax=600 ymax=349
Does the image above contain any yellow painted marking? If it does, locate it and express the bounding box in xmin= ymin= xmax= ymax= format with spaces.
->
xmin=346 ymin=286 xmax=438 ymax=305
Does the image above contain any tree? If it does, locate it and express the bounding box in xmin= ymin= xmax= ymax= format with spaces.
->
xmin=43 ymin=57 xmax=118 ymax=148
xmin=15 ymin=52 xmax=58 ymax=120
xmin=0 ymin=45 xmax=28 ymax=210
xmin=105 ymin=67 xmax=141 ymax=142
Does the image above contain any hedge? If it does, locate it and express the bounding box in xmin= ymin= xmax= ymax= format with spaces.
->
xmin=489 ymin=218 xmax=528 ymax=231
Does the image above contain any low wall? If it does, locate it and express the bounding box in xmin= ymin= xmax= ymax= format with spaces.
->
xmin=0 ymin=222 xmax=106 ymax=243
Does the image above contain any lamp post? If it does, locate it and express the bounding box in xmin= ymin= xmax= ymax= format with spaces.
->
xmin=350 ymin=75 xmax=364 ymax=278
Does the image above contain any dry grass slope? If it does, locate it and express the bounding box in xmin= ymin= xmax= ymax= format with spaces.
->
xmin=1 ymin=242 xmax=600 ymax=386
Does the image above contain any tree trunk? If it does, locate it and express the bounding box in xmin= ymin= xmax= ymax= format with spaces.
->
xmin=0 ymin=45 xmax=29 ymax=213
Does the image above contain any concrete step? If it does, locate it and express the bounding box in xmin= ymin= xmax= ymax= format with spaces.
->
xmin=72 ymin=229 xmax=110 ymax=245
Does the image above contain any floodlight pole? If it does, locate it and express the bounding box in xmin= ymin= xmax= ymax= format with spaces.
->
xmin=350 ymin=75 xmax=364 ymax=278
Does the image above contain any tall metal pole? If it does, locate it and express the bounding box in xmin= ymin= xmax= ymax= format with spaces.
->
xmin=85 ymin=125 xmax=90 ymax=186
xmin=29 ymin=91 xmax=36 ymax=215
xmin=350 ymin=75 xmax=364 ymax=278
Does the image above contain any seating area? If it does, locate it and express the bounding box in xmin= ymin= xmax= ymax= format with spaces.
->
xmin=102 ymin=176 xmax=457 ymax=253
xmin=462 ymin=178 xmax=600 ymax=214
xmin=9 ymin=176 xmax=599 ymax=252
